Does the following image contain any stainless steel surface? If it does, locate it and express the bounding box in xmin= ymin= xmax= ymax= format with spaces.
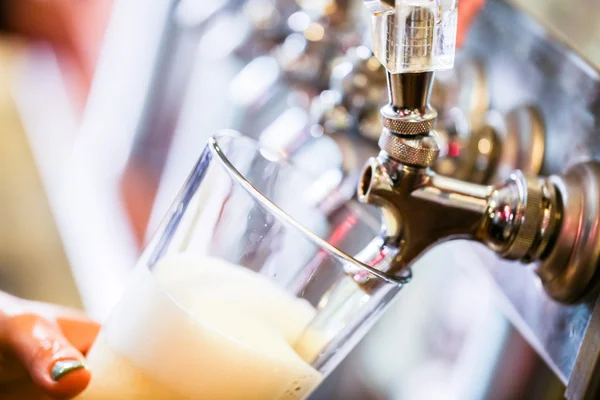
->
xmin=433 ymin=57 xmax=490 ymax=132
xmin=435 ymin=102 xmax=545 ymax=185
xmin=539 ymin=163 xmax=600 ymax=303
xmin=461 ymin=0 xmax=600 ymax=383
xmin=312 ymin=46 xmax=387 ymax=141
xmin=232 ymin=0 xmax=364 ymax=137
xmin=509 ymin=0 xmax=600 ymax=71
xmin=466 ymin=1 xmax=600 ymax=176
xmin=566 ymin=293 xmax=600 ymax=400
xmin=492 ymin=106 xmax=546 ymax=182
xmin=359 ymin=1 xmax=598 ymax=390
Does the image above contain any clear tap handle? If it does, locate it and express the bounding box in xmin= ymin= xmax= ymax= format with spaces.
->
xmin=363 ymin=0 xmax=458 ymax=73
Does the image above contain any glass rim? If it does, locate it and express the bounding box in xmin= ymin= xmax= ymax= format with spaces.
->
xmin=209 ymin=131 xmax=406 ymax=286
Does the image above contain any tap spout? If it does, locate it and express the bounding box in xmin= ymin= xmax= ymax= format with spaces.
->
xmin=357 ymin=154 xmax=561 ymax=280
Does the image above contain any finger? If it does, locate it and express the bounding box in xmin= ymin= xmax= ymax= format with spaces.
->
xmin=57 ymin=318 xmax=101 ymax=355
xmin=22 ymin=299 xmax=101 ymax=354
xmin=3 ymin=313 xmax=91 ymax=399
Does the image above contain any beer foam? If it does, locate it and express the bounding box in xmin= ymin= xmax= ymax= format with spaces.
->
xmin=79 ymin=255 xmax=324 ymax=400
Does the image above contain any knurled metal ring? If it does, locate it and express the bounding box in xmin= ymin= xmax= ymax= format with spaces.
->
xmin=380 ymin=105 xmax=437 ymax=136
xmin=382 ymin=117 xmax=436 ymax=136
xmin=378 ymin=130 xmax=440 ymax=167
xmin=505 ymin=174 xmax=544 ymax=260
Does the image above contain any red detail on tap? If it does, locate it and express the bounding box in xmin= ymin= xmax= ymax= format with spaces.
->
xmin=449 ymin=141 xmax=461 ymax=158
xmin=502 ymin=205 xmax=513 ymax=222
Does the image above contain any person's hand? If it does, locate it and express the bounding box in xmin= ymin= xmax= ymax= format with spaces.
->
xmin=457 ymin=0 xmax=485 ymax=48
xmin=0 ymin=291 xmax=100 ymax=399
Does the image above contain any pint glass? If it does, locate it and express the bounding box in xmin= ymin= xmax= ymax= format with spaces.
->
xmin=79 ymin=131 xmax=405 ymax=399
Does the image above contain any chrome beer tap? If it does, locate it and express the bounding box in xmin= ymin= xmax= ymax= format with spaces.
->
xmin=356 ymin=0 xmax=600 ymax=303
xmin=313 ymin=46 xmax=545 ymax=187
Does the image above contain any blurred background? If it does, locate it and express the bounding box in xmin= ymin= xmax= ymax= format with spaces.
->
xmin=2 ymin=0 xmax=600 ymax=398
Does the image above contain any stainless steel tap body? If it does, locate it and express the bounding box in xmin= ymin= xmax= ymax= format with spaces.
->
xmin=357 ymin=71 xmax=600 ymax=304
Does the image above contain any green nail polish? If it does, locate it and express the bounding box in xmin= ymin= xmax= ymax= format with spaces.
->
xmin=51 ymin=360 xmax=85 ymax=381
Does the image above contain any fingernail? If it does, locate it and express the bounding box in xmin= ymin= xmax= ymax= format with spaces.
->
xmin=51 ymin=360 xmax=85 ymax=381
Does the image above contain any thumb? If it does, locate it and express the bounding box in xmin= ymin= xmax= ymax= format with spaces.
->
xmin=3 ymin=313 xmax=91 ymax=399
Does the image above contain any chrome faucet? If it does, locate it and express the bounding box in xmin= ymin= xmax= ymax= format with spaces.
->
xmin=314 ymin=48 xmax=546 ymax=186
xmin=356 ymin=0 xmax=600 ymax=303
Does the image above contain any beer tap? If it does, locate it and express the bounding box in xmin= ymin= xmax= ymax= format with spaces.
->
xmin=356 ymin=0 xmax=600 ymax=303
xmin=313 ymin=46 xmax=545 ymax=188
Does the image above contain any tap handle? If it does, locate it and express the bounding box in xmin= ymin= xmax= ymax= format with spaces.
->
xmin=363 ymin=0 xmax=458 ymax=74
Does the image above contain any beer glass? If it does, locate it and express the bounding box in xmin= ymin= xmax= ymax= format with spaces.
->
xmin=79 ymin=131 xmax=406 ymax=399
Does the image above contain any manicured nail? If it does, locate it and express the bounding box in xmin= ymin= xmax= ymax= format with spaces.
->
xmin=51 ymin=360 xmax=85 ymax=381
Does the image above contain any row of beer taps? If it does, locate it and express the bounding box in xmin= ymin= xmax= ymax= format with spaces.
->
xmin=229 ymin=0 xmax=542 ymax=184
xmin=203 ymin=0 xmax=600 ymax=304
